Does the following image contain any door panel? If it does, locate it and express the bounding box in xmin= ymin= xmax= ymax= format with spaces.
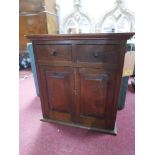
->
xmin=46 ymin=71 xmax=71 ymax=112
xmin=78 ymin=68 xmax=117 ymax=129
xmin=80 ymin=73 xmax=108 ymax=118
xmin=39 ymin=66 xmax=74 ymax=122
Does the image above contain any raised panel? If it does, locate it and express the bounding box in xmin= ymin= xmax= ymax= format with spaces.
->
xmin=46 ymin=71 xmax=71 ymax=112
xmin=78 ymin=68 xmax=117 ymax=129
xmin=79 ymin=68 xmax=108 ymax=118
xmin=39 ymin=66 xmax=74 ymax=122
xmin=80 ymin=73 xmax=108 ymax=118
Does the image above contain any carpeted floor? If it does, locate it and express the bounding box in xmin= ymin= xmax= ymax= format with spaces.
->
xmin=19 ymin=75 xmax=135 ymax=155
xmin=19 ymin=69 xmax=32 ymax=81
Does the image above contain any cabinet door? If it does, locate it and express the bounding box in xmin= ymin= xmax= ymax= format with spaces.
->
xmin=39 ymin=66 xmax=74 ymax=123
xmin=77 ymin=68 xmax=117 ymax=130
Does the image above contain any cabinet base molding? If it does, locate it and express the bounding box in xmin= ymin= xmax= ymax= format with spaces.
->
xmin=41 ymin=118 xmax=117 ymax=135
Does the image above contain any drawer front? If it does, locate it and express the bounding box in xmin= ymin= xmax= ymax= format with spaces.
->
xmin=35 ymin=44 xmax=72 ymax=61
xmin=76 ymin=44 xmax=120 ymax=64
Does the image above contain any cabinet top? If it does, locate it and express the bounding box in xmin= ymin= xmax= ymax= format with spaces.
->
xmin=26 ymin=33 xmax=135 ymax=41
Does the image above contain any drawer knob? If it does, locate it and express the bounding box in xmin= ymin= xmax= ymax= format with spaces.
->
xmin=49 ymin=50 xmax=57 ymax=56
xmin=93 ymin=52 xmax=99 ymax=58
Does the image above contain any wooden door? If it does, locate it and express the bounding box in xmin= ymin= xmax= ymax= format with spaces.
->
xmin=77 ymin=68 xmax=117 ymax=130
xmin=39 ymin=66 xmax=74 ymax=123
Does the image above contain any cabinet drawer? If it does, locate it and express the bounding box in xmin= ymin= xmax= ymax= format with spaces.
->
xmin=76 ymin=45 xmax=120 ymax=64
xmin=36 ymin=44 xmax=72 ymax=61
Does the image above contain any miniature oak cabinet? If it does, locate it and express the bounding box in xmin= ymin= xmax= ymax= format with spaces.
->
xmin=27 ymin=33 xmax=134 ymax=135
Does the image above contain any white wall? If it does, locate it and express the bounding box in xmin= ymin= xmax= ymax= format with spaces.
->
xmin=56 ymin=0 xmax=135 ymax=32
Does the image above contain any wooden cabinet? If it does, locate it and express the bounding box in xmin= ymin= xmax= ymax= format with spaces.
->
xmin=27 ymin=33 xmax=134 ymax=134
xmin=19 ymin=0 xmax=58 ymax=52
xmin=19 ymin=14 xmax=48 ymax=51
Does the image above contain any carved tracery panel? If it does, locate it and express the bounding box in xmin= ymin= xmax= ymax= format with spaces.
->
xmin=61 ymin=0 xmax=94 ymax=34
xmin=98 ymin=0 xmax=135 ymax=33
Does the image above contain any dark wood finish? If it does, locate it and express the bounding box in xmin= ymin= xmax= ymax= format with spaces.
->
xmin=77 ymin=68 xmax=117 ymax=130
xmin=26 ymin=33 xmax=134 ymax=134
xmin=35 ymin=44 xmax=72 ymax=61
xmin=76 ymin=44 xmax=120 ymax=63
xmin=39 ymin=66 xmax=74 ymax=122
